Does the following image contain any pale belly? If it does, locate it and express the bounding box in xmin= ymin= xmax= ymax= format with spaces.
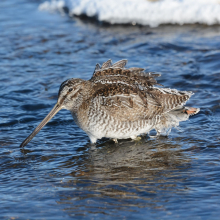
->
xmin=85 ymin=116 xmax=158 ymax=143
xmin=72 ymin=108 xmax=159 ymax=143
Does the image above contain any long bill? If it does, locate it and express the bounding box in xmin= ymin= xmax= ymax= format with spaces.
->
xmin=20 ymin=103 xmax=62 ymax=148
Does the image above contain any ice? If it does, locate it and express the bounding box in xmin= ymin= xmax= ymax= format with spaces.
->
xmin=39 ymin=0 xmax=220 ymax=27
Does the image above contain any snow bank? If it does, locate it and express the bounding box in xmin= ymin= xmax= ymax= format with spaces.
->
xmin=39 ymin=0 xmax=220 ymax=27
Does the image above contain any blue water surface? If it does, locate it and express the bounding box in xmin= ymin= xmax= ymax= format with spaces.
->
xmin=0 ymin=0 xmax=220 ymax=219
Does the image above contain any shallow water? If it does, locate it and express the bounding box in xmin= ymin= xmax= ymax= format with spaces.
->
xmin=1 ymin=0 xmax=220 ymax=219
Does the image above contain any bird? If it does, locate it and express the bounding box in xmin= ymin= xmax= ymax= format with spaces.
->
xmin=20 ymin=59 xmax=200 ymax=148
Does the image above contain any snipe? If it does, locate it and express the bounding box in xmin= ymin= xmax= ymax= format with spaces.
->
xmin=20 ymin=59 xmax=199 ymax=147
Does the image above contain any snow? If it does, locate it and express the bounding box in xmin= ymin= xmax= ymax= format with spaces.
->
xmin=39 ymin=0 xmax=220 ymax=27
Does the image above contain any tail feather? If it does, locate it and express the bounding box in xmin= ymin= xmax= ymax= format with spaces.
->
xmin=154 ymin=106 xmax=200 ymax=135
xmin=183 ymin=107 xmax=200 ymax=116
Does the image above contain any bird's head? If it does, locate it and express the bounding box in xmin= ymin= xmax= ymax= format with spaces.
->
xmin=20 ymin=78 xmax=86 ymax=148
xmin=57 ymin=78 xmax=85 ymax=110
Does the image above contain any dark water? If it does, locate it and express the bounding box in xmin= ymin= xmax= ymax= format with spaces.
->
xmin=1 ymin=0 xmax=220 ymax=219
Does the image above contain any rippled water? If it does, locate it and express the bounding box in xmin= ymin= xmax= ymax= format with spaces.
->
xmin=1 ymin=0 xmax=220 ymax=219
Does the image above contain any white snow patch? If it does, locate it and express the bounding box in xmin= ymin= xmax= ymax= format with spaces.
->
xmin=39 ymin=0 xmax=220 ymax=27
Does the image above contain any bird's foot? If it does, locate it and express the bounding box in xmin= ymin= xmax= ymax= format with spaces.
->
xmin=131 ymin=136 xmax=142 ymax=142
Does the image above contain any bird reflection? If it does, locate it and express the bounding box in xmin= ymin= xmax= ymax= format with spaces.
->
xmin=56 ymin=137 xmax=193 ymax=217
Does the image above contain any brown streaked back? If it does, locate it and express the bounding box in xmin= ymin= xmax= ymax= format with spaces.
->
xmin=88 ymin=59 xmax=193 ymax=120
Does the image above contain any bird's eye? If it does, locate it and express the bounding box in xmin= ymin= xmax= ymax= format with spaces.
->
xmin=69 ymin=88 xmax=73 ymax=92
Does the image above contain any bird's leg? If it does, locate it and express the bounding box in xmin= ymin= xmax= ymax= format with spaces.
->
xmin=89 ymin=135 xmax=97 ymax=144
xmin=113 ymin=138 xmax=118 ymax=143
xmin=156 ymin=129 xmax=161 ymax=136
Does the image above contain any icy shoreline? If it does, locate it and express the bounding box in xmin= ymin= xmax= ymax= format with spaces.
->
xmin=39 ymin=0 xmax=220 ymax=27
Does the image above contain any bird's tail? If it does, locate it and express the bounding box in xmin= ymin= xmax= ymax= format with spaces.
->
xmin=182 ymin=107 xmax=200 ymax=116
xmin=154 ymin=106 xmax=200 ymax=135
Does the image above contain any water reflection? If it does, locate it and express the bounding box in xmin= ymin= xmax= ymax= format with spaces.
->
xmin=55 ymin=138 xmax=193 ymax=216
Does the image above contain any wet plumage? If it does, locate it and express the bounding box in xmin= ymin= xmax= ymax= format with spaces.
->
xmin=20 ymin=59 xmax=199 ymax=147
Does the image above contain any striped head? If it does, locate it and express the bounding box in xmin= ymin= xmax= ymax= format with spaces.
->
xmin=20 ymin=78 xmax=86 ymax=148
xmin=58 ymin=78 xmax=86 ymax=111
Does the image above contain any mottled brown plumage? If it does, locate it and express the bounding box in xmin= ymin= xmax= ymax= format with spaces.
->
xmin=20 ymin=59 xmax=199 ymax=147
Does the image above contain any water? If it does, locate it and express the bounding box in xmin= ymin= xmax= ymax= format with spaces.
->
xmin=1 ymin=0 xmax=220 ymax=219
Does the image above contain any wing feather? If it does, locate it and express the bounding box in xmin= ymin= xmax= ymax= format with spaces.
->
xmin=94 ymin=63 xmax=101 ymax=72
xmin=90 ymin=60 xmax=193 ymax=121
xmin=112 ymin=59 xmax=127 ymax=68
xmin=149 ymin=88 xmax=193 ymax=113
xmin=91 ymin=59 xmax=161 ymax=87
xmin=101 ymin=59 xmax=112 ymax=69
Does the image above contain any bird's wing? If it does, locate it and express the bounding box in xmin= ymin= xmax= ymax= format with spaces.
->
xmin=148 ymin=87 xmax=193 ymax=114
xmin=89 ymin=60 xmax=193 ymax=121
xmin=91 ymin=59 xmax=161 ymax=87
xmin=89 ymin=82 xmax=163 ymax=121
